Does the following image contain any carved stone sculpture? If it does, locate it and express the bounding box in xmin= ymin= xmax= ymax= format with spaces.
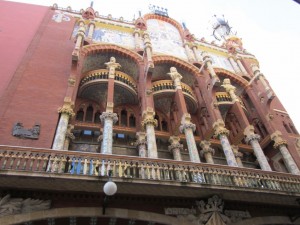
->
xmin=12 ymin=122 xmax=40 ymax=139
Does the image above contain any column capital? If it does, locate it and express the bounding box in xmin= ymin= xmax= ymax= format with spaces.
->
xmin=88 ymin=20 xmax=96 ymax=27
xmin=141 ymin=118 xmax=158 ymax=128
xmin=270 ymin=131 xmax=288 ymax=149
xmin=58 ymin=97 xmax=75 ymax=117
xmin=76 ymin=26 xmax=86 ymax=38
xmin=135 ymin=139 xmax=147 ymax=147
xmin=105 ymin=56 xmax=121 ymax=78
xmin=135 ymin=132 xmax=147 ymax=147
xmin=133 ymin=28 xmax=141 ymax=36
xmin=245 ymin=133 xmax=261 ymax=144
xmin=100 ymin=112 xmax=118 ymax=124
xmin=179 ymin=113 xmax=196 ymax=133
xmin=169 ymin=135 xmax=180 ymax=144
xmin=168 ymin=143 xmax=183 ymax=152
xmin=199 ymin=140 xmax=215 ymax=157
xmin=213 ymin=119 xmax=229 ymax=137
xmin=141 ymin=108 xmax=157 ymax=128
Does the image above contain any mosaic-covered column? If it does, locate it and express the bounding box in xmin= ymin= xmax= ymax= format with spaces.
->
xmin=236 ymin=57 xmax=248 ymax=76
xmin=231 ymin=145 xmax=244 ymax=167
xmin=251 ymin=64 xmax=274 ymax=99
xmin=87 ymin=21 xmax=96 ymax=40
xmin=199 ymin=140 xmax=215 ymax=164
xmin=168 ymin=136 xmax=183 ymax=161
xmin=201 ymin=51 xmax=220 ymax=85
xmin=213 ymin=119 xmax=238 ymax=167
xmin=244 ymin=125 xmax=272 ymax=171
xmin=143 ymin=32 xmax=154 ymax=68
xmin=63 ymin=125 xmax=75 ymax=150
xmin=135 ymin=132 xmax=147 ymax=157
xmin=271 ymin=131 xmax=300 ymax=175
xmin=221 ymin=78 xmax=239 ymax=103
xmin=141 ymin=108 xmax=158 ymax=158
xmin=179 ymin=114 xmax=200 ymax=163
xmin=100 ymin=112 xmax=118 ymax=154
xmin=228 ymin=56 xmax=242 ymax=74
xmin=52 ymin=98 xmax=75 ymax=150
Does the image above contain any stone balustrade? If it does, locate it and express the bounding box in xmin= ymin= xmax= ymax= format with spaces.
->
xmin=0 ymin=146 xmax=300 ymax=194
xmin=80 ymin=69 xmax=137 ymax=91
xmin=215 ymin=92 xmax=246 ymax=109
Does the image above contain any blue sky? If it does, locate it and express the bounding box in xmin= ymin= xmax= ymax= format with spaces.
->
xmin=7 ymin=0 xmax=300 ymax=131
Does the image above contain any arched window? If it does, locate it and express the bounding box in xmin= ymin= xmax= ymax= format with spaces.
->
xmin=94 ymin=111 xmax=101 ymax=123
xmin=76 ymin=108 xmax=84 ymax=121
xmin=121 ymin=109 xmax=127 ymax=126
xmin=85 ymin=105 xmax=94 ymax=122
xmin=129 ymin=114 xmax=136 ymax=127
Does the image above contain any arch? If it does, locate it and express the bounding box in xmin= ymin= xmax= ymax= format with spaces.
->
xmin=79 ymin=43 xmax=144 ymax=73
xmin=153 ymin=55 xmax=201 ymax=78
xmin=143 ymin=14 xmax=185 ymax=40
xmin=0 ymin=207 xmax=189 ymax=225
xmin=215 ymin=68 xmax=249 ymax=88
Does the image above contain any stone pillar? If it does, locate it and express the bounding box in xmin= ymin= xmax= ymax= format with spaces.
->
xmin=168 ymin=67 xmax=182 ymax=90
xmin=221 ymin=78 xmax=239 ymax=103
xmin=135 ymin=132 xmax=147 ymax=157
xmin=52 ymin=98 xmax=75 ymax=150
xmin=179 ymin=114 xmax=201 ymax=163
xmin=63 ymin=125 xmax=75 ymax=150
xmin=143 ymin=32 xmax=154 ymax=68
xmin=100 ymin=112 xmax=118 ymax=154
xmin=168 ymin=136 xmax=183 ymax=161
xmin=75 ymin=26 xmax=85 ymax=50
xmin=199 ymin=140 xmax=215 ymax=164
xmin=133 ymin=29 xmax=142 ymax=50
xmin=184 ymin=42 xmax=194 ymax=61
xmin=231 ymin=145 xmax=244 ymax=167
xmin=236 ymin=58 xmax=248 ymax=76
xmin=244 ymin=125 xmax=272 ymax=171
xmin=251 ymin=64 xmax=274 ymax=99
xmin=87 ymin=21 xmax=96 ymax=40
xmin=228 ymin=56 xmax=241 ymax=74
xmin=213 ymin=119 xmax=238 ymax=167
xmin=191 ymin=44 xmax=201 ymax=62
xmin=201 ymin=51 xmax=220 ymax=85
xmin=105 ymin=56 xmax=121 ymax=79
xmin=271 ymin=131 xmax=300 ymax=175
xmin=141 ymin=108 xmax=158 ymax=158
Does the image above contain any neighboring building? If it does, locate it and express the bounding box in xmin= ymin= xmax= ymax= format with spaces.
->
xmin=0 ymin=1 xmax=300 ymax=225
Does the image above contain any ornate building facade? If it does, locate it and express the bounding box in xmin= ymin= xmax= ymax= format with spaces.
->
xmin=0 ymin=1 xmax=300 ymax=225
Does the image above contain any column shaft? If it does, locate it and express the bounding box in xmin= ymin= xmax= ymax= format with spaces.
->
xmin=53 ymin=113 xmax=69 ymax=150
xmin=172 ymin=148 xmax=182 ymax=161
xmin=250 ymin=139 xmax=272 ymax=171
xmin=138 ymin=144 xmax=147 ymax=157
xmin=184 ymin=128 xmax=200 ymax=163
xmin=219 ymin=134 xmax=238 ymax=167
xmin=87 ymin=24 xmax=95 ymax=39
xmin=146 ymin=124 xmax=158 ymax=158
xmin=279 ymin=145 xmax=300 ymax=175
xmin=101 ymin=118 xmax=114 ymax=154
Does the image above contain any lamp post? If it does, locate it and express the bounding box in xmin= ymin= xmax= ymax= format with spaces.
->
xmin=102 ymin=170 xmax=117 ymax=215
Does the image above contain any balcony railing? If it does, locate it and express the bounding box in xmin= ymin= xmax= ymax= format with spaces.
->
xmin=215 ymin=92 xmax=246 ymax=109
xmin=0 ymin=146 xmax=300 ymax=195
xmin=80 ymin=69 xmax=137 ymax=92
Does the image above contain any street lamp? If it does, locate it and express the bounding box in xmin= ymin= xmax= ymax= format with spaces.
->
xmin=102 ymin=170 xmax=117 ymax=215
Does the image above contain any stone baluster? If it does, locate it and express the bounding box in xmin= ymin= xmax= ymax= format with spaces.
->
xmin=251 ymin=64 xmax=274 ymax=99
xmin=213 ymin=119 xmax=238 ymax=167
xmin=199 ymin=140 xmax=215 ymax=164
xmin=87 ymin=21 xmax=95 ymax=40
xmin=244 ymin=125 xmax=272 ymax=171
xmin=63 ymin=125 xmax=75 ymax=150
xmin=201 ymin=51 xmax=220 ymax=85
xmin=271 ymin=131 xmax=300 ymax=175
xmin=236 ymin=57 xmax=248 ymax=76
xmin=141 ymin=108 xmax=158 ymax=158
xmin=135 ymin=132 xmax=147 ymax=157
xmin=52 ymin=98 xmax=75 ymax=150
xmin=228 ymin=56 xmax=242 ymax=74
xmin=231 ymin=145 xmax=244 ymax=167
xmin=143 ymin=32 xmax=154 ymax=68
xmin=168 ymin=136 xmax=183 ymax=161
xmin=221 ymin=78 xmax=239 ymax=103
xmin=100 ymin=112 xmax=118 ymax=154
xmin=179 ymin=114 xmax=201 ymax=163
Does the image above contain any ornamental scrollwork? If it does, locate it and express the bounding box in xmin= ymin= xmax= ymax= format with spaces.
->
xmin=100 ymin=112 xmax=118 ymax=124
xmin=141 ymin=118 xmax=158 ymax=128
xmin=179 ymin=122 xmax=196 ymax=133
xmin=58 ymin=100 xmax=75 ymax=117
xmin=245 ymin=133 xmax=261 ymax=144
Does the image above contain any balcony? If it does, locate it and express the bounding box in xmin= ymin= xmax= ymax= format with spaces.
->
xmin=0 ymin=145 xmax=299 ymax=206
